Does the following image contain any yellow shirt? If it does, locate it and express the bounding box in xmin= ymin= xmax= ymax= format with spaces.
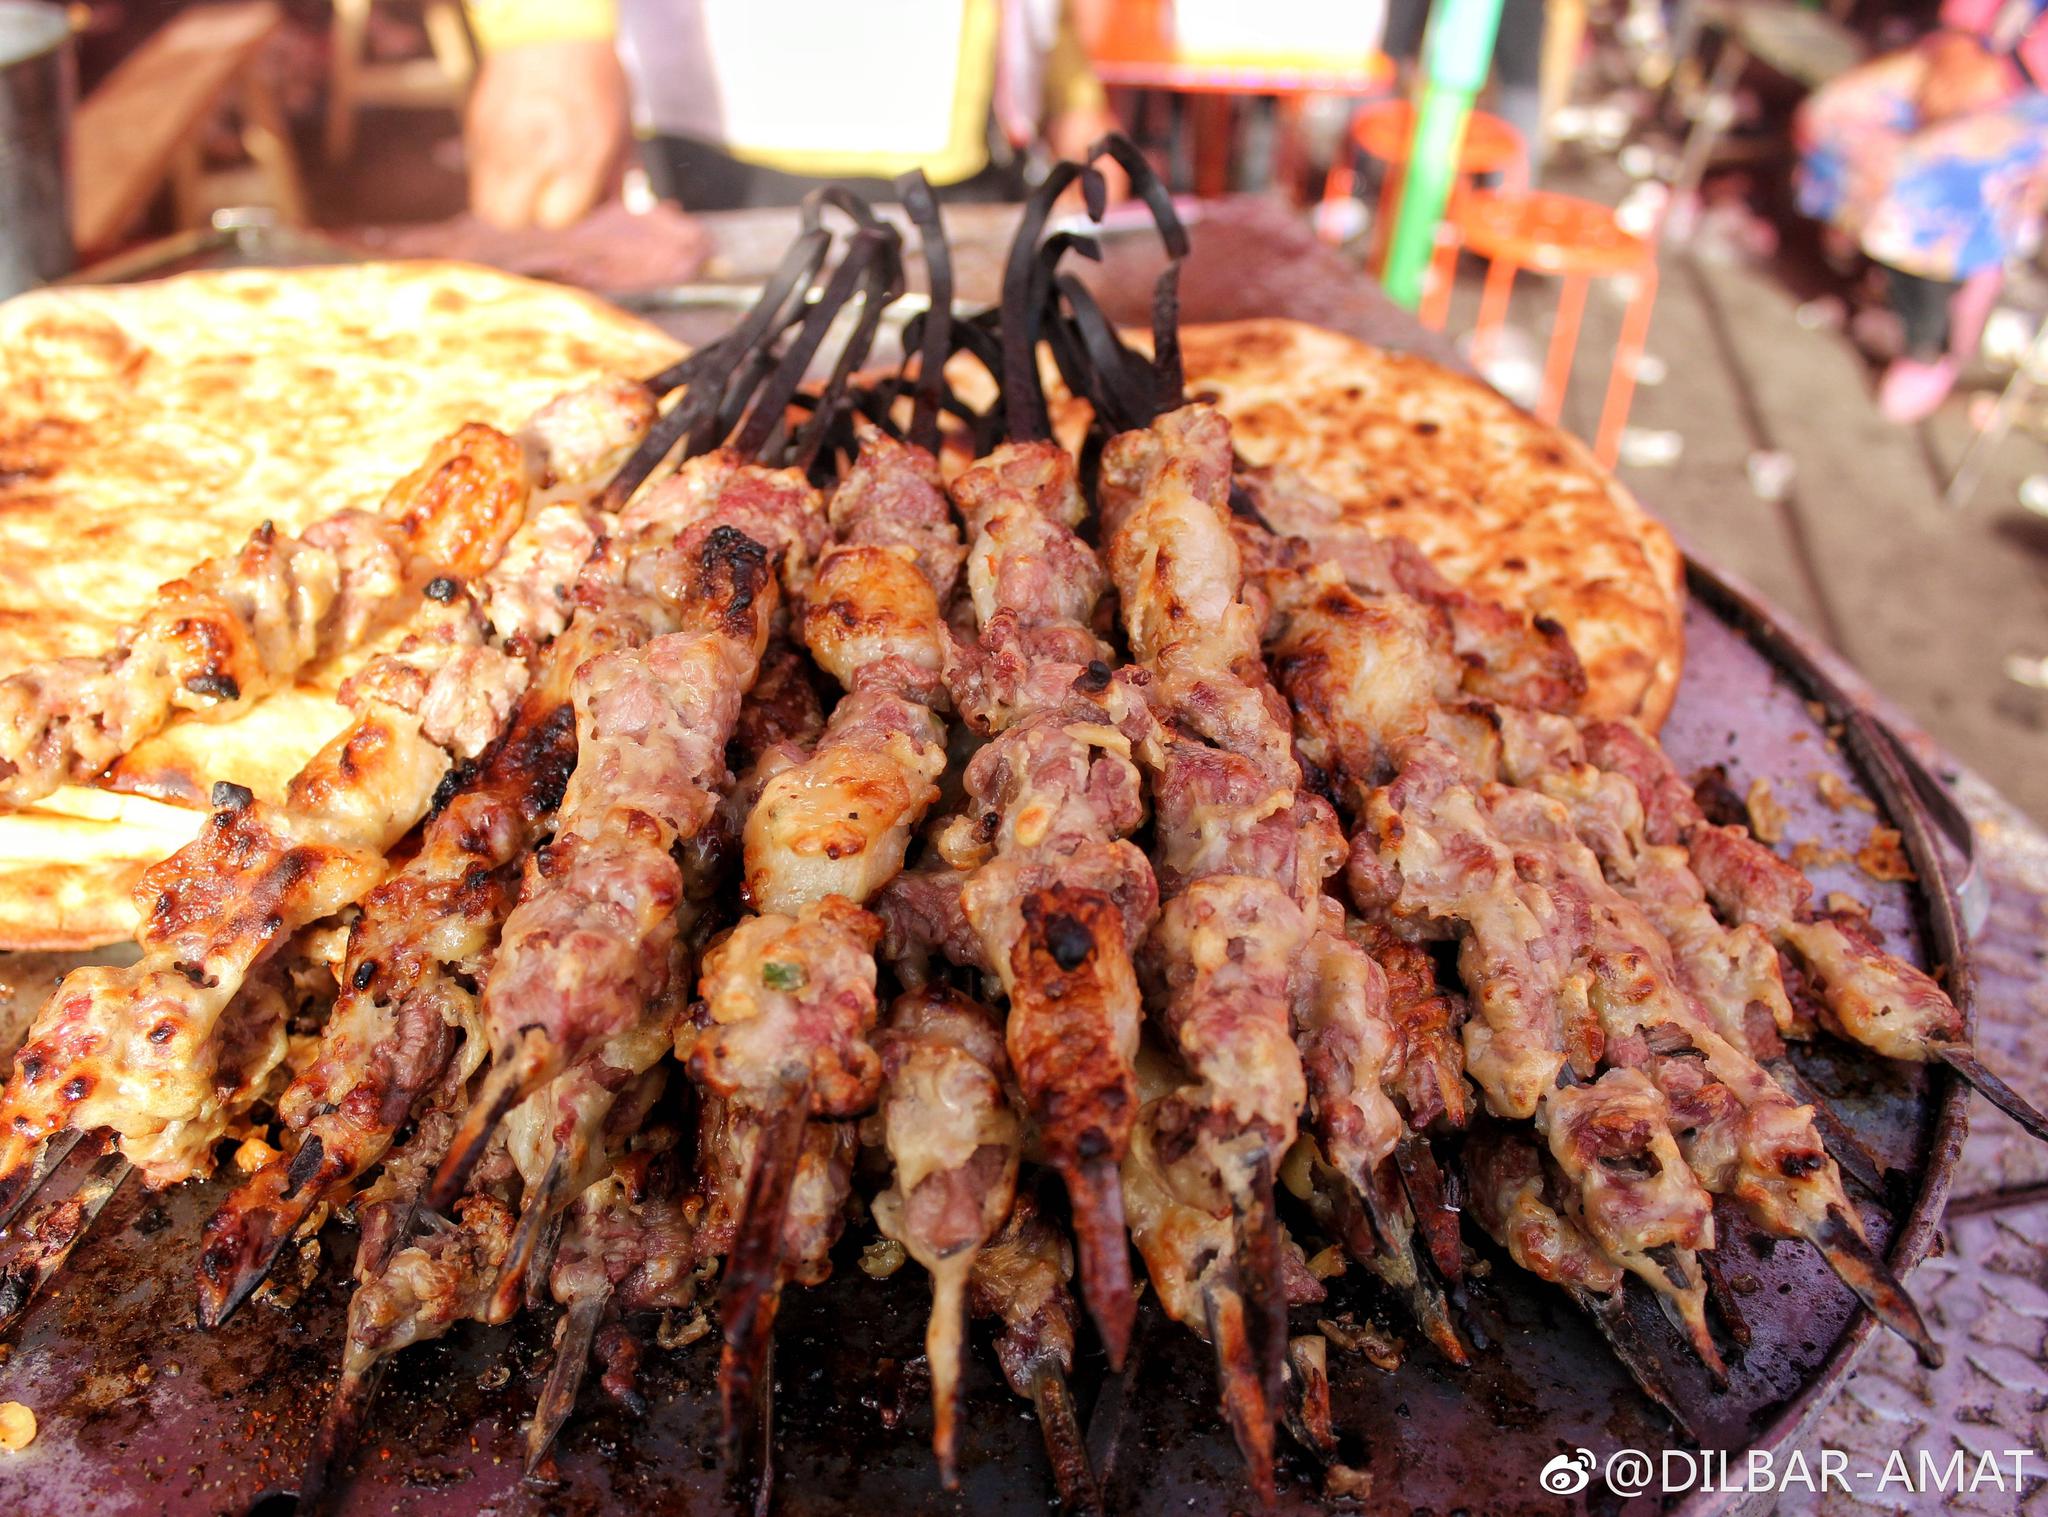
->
xmin=466 ymin=0 xmax=1105 ymax=185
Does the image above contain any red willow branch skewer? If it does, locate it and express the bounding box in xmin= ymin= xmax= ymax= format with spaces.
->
xmin=1461 ymin=1119 xmax=1700 ymax=1439
xmin=966 ymin=1185 xmax=1104 ymax=1516
xmin=526 ymin=1129 xmax=701 ymax=1475
xmin=297 ymin=1176 xmax=521 ymax=1510
xmin=424 ymin=228 xmax=899 ymax=1215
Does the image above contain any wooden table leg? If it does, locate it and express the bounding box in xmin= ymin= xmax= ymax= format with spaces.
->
xmin=169 ymin=134 xmax=207 ymax=231
xmin=326 ymin=0 xmax=370 ymax=164
xmin=240 ymin=67 xmax=310 ymax=227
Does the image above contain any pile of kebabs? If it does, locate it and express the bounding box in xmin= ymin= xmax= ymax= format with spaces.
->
xmin=0 ymin=143 xmax=2041 ymax=1513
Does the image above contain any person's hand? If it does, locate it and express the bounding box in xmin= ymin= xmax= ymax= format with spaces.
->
xmin=1046 ymin=104 xmax=1133 ymax=207
xmin=1915 ymin=30 xmax=2010 ymax=124
xmin=466 ymin=39 xmax=631 ymax=230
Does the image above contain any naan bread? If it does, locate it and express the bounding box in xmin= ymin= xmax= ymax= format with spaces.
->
xmin=1171 ymin=320 xmax=1685 ymax=727
xmin=0 ymin=262 xmax=683 ymax=947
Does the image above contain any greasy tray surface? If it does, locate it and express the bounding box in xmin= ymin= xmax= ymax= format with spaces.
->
xmin=0 ymin=591 xmax=1963 ymax=1516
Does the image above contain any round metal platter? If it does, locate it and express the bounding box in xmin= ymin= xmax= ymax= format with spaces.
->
xmin=0 ymin=551 xmax=1969 ymax=1517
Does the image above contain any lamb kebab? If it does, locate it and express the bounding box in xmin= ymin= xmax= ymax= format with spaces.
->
xmin=1094 ymin=403 xmax=1394 ymax=1485
xmin=421 ymin=230 xmax=898 ymax=1215
xmin=193 ymin=249 xmax=848 ymax=1327
xmin=294 ymin=271 xmax=895 ymax=1504
xmin=307 ymin=642 xmax=827 ymax=1505
xmin=0 ymin=574 xmax=540 ymax=1326
xmin=869 ymin=985 xmax=1020 ymax=1487
xmin=0 ymin=508 xmax=529 ymax=1215
xmin=880 ymin=427 xmax=1166 ymax=1367
xmin=688 ymin=413 xmax=960 ymax=1439
xmin=297 ymin=1151 xmax=522 ymax=1508
xmin=1580 ymin=718 xmax=2048 ymax=1141
xmin=514 ymin=650 xmax=830 ymax=1474
xmin=1245 ymin=541 xmax=1711 ymax=1356
xmin=1119 ymin=1045 xmax=1332 ymax=1503
xmin=0 ymin=426 xmax=513 ymax=811
xmin=1246 ymin=485 xmax=1967 ymax=1349
xmin=0 ymin=352 xmax=767 ymax=1228
xmin=1051 ymin=261 xmax=1479 ymax=1361
xmin=1266 ymin=531 xmax=1936 ymax=1365
xmin=0 ymin=933 xmax=338 ymax=1329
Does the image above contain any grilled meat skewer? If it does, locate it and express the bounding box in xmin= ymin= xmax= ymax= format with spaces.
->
xmin=967 ymin=1187 xmax=1103 ymax=1515
xmin=425 ymin=232 xmax=900 ymax=1213
xmin=871 ymin=987 xmax=1020 ymax=1486
xmin=196 ymin=454 xmax=732 ymax=1325
xmin=1100 ymin=406 xmax=1481 ymax=1393
xmin=1266 ymin=522 xmax=1936 ymax=1364
xmin=196 ymin=266 xmax=848 ymax=1325
xmin=0 ymin=573 xmax=528 ymax=1205
xmin=1584 ymin=719 xmax=2048 ymax=1141
xmin=691 ymin=418 xmax=958 ymax=1442
xmin=877 ymin=436 xmax=1163 ymax=1368
xmin=1264 ymin=559 xmax=1727 ymax=1368
xmin=0 ymin=377 xmax=663 ymax=812
xmin=1096 ymin=404 xmax=1383 ymax=1460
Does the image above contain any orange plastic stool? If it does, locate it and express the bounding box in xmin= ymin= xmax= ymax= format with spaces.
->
xmin=1320 ymin=99 xmax=1528 ymax=261
xmin=1421 ymin=189 xmax=1657 ymax=470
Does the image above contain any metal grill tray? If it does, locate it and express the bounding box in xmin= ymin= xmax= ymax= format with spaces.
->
xmin=0 ymin=216 xmax=1979 ymax=1513
xmin=0 ymin=567 xmax=1969 ymax=1517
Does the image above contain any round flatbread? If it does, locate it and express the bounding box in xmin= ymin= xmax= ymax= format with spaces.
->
xmin=0 ymin=262 xmax=684 ymax=948
xmin=1171 ymin=320 xmax=1685 ymax=729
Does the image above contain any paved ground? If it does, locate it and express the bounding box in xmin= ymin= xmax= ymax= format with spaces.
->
xmin=1472 ymin=165 xmax=2048 ymax=824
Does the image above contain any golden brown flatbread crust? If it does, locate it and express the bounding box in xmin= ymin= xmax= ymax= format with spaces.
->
xmin=0 ymin=262 xmax=683 ymax=948
xmin=1171 ymin=320 xmax=1685 ymax=726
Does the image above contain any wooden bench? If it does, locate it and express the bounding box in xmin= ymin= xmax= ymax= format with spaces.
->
xmin=325 ymin=0 xmax=475 ymax=163
xmin=71 ymin=1 xmax=308 ymax=258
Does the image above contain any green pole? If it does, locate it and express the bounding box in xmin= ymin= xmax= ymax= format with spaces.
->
xmin=1381 ymin=0 xmax=1506 ymax=310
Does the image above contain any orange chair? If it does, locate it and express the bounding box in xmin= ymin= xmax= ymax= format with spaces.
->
xmin=1421 ymin=190 xmax=1657 ymax=470
xmin=1319 ymin=99 xmax=1528 ymax=263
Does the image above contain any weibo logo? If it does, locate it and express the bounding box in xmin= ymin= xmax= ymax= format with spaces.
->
xmin=1540 ymin=1449 xmax=1598 ymax=1495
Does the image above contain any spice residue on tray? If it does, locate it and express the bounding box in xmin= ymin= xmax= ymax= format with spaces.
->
xmin=1746 ymin=777 xmax=1789 ymax=844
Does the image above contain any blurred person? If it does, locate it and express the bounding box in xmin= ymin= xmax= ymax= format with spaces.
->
xmin=1796 ymin=0 xmax=2048 ymax=423
xmin=462 ymin=0 xmax=1123 ymax=225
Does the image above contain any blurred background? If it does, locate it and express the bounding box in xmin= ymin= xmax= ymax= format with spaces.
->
xmin=10 ymin=0 xmax=2048 ymax=821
